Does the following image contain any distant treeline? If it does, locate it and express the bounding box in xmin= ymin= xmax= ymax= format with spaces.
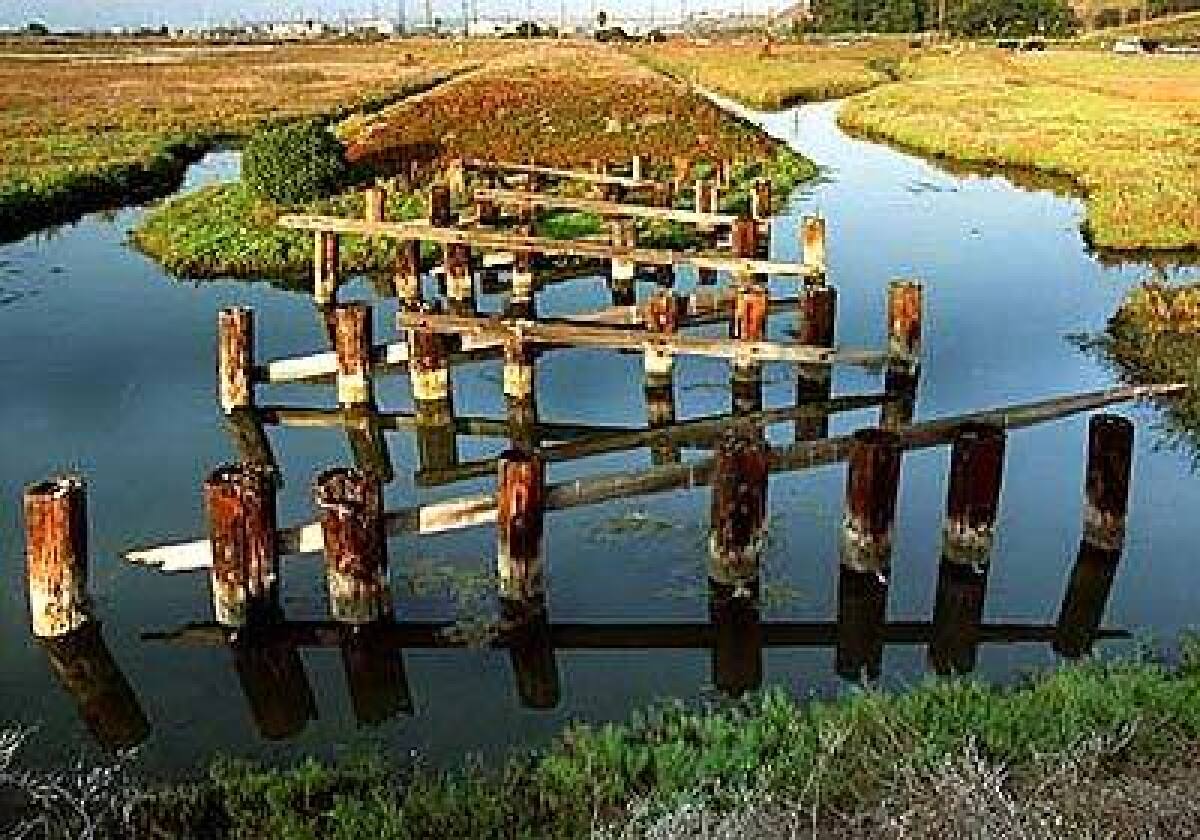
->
xmin=807 ymin=0 xmax=1200 ymax=36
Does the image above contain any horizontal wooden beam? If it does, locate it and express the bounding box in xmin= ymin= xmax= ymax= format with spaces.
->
xmin=462 ymin=157 xmax=657 ymax=189
xmin=278 ymin=215 xmax=820 ymax=278
xmin=474 ymin=187 xmax=738 ymax=226
xmin=145 ymin=620 xmax=1128 ymax=650
xmin=560 ymin=289 xmax=801 ymax=330
xmin=125 ymin=384 xmax=1184 ymax=573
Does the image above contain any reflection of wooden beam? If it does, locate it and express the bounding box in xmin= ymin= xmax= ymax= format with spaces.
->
xmin=280 ymin=215 xmax=821 ymax=278
xmin=474 ymin=187 xmax=737 ymax=226
xmin=416 ymin=394 xmax=888 ymax=487
xmin=463 ymin=158 xmax=656 ymax=189
xmin=126 ymin=384 xmax=1184 ymax=572
xmin=145 ymin=620 xmax=1129 ymax=650
xmin=398 ymin=312 xmax=886 ymax=368
xmin=557 ymin=289 xmax=802 ymax=330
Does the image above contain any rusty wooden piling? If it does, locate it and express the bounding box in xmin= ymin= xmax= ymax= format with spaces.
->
xmin=942 ymin=422 xmax=1006 ymax=567
xmin=315 ymin=468 xmax=390 ymax=625
xmin=224 ymin=408 xmax=277 ymax=474
xmin=710 ymin=579 xmax=763 ymax=697
xmin=314 ymin=230 xmax=339 ymax=305
xmin=835 ymin=566 xmax=887 ymax=682
xmin=795 ymin=285 xmax=837 ymax=441
xmin=24 ymin=476 xmax=90 ymax=639
xmin=1083 ymin=414 xmax=1133 ymax=551
xmin=218 ymin=306 xmax=254 ymax=415
xmin=204 ymin=464 xmax=279 ymax=628
xmin=39 ymin=622 xmax=149 ymax=752
xmin=708 ymin=428 xmax=770 ymax=585
xmin=841 ymin=429 xmax=902 ymax=573
xmin=333 ymin=302 xmax=373 ymax=407
xmin=929 ymin=560 xmax=988 ymax=675
xmin=886 ymin=280 xmax=923 ymax=386
xmin=801 ymin=215 xmax=827 ymax=277
xmin=643 ymin=289 xmax=679 ymax=388
xmin=364 ymin=185 xmax=386 ymax=224
xmin=444 ymin=242 xmax=474 ymax=310
xmin=751 ymin=178 xmax=772 ymax=222
xmin=408 ymin=315 xmax=450 ymax=407
xmin=731 ymin=214 xmax=758 ymax=260
xmin=429 ymin=183 xmax=453 ymax=227
xmin=732 ymin=283 xmax=768 ymax=386
xmin=394 ymin=240 xmax=423 ymax=311
xmin=497 ymin=449 xmax=546 ymax=602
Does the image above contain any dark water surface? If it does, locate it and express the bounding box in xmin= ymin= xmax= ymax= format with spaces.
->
xmin=2 ymin=101 xmax=1198 ymax=776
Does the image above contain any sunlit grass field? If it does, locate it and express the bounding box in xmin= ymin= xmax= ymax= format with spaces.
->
xmin=839 ymin=49 xmax=1200 ymax=252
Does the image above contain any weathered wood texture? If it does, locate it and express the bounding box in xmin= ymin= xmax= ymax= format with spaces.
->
xmin=929 ymin=561 xmax=988 ymax=675
xmin=473 ymin=188 xmax=737 ymax=226
xmin=204 ymin=463 xmax=279 ymax=628
xmin=497 ymin=450 xmax=546 ymax=602
xmin=1082 ymin=414 xmax=1133 ymax=551
xmin=218 ymin=307 xmax=254 ymax=414
xmin=315 ymin=468 xmax=390 ymax=625
xmin=841 ymin=429 xmax=902 ymax=574
xmin=709 ymin=429 xmax=770 ymax=585
xmin=333 ymin=302 xmax=373 ymax=407
xmin=24 ymin=476 xmax=90 ymax=638
xmin=942 ymin=422 xmax=1006 ymax=566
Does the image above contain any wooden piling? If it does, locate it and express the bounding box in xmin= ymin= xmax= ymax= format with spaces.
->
xmin=497 ymin=449 xmax=546 ymax=602
xmin=204 ymin=463 xmax=279 ymax=628
xmin=510 ymin=249 xmax=536 ymax=318
xmin=218 ymin=306 xmax=254 ymax=415
xmin=344 ymin=406 xmax=394 ymax=484
xmin=801 ymin=215 xmax=826 ymax=277
xmin=315 ymin=468 xmax=390 ymax=625
xmin=942 ymin=422 xmax=1006 ymax=567
xmin=1082 ymin=414 xmax=1133 ymax=551
xmin=333 ymin=302 xmax=373 ymax=407
xmin=708 ymin=427 xmax=770 ymax=585
xmin=407 ymin=314 xmax=450 ymax=407
xmin=503 ymin=338 xmax=535 ymax=403
xmin=476 ymin=195 xmax=499 ymax=226
xmin=429 ymin=183 xmax=453 ymax=227
xmin=39 ymin=622 xmax=149 ymax=752
xmin=886 ymin=280 xmax=923 ymax=385
xmin=731 ymin=214 xmax=758 ymax=260
xmin=709 ymin=579 xmax=763 ymax=697
xmin=835 ymin=567 xmax=887 ymax=682
xmin=393 ymin=240 xmax=423 ymax=310
xmin=364 ymin=185 xmax=386 ymax=224
xmin=841 ymin=429 xmax=902 ymax=574
xmin=795 ymin=285 xmax=837 ymax=441
xmin=224 ymin=408 xmax=277 ymax=474
xmin=444 ymin=242 xmax=474 ymax=309
xmin=929 ymin=561 xmax=988 ymax=675
xmin=24 ymin=476 xmax=90 ymax=639
xmin=643 ymin=289 xmax=679 ymax=388
xmin=610 ymin=218 xmax=637 ymax=285
xmin=751 ymin=178 xmax=772 ymax=222
xmin=732 ymin=283 xmax=768 ymax=385
xmin=314 ymin=230 xmax=339 ymax=305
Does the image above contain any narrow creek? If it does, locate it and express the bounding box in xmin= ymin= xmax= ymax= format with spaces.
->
xmin=1 ymin=99 xmax=1197 ymax=777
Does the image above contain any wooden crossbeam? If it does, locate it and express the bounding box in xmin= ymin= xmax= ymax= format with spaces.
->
xmin=145 ymin=620 xmax=1128 ymax=650
xmin=279 ymin=215 xmax=820 ymax=278
xmin=560 ymin=290 xmax=801 ymax=329
xmin=474 ymin=187 xmax=738 ymax=226
xmin=462 ymin=158 xmax=657 ymax=189
xmin=125 ymin=384 xmax=1182 ymax=573
xmin=399 ymin=311 xmax=886 ymax=368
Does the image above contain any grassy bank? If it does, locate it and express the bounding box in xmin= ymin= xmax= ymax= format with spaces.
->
xmin=0 ymin=40 xmax=493 ymax=242
xmin=635 ymin=40 xmax=908 ymax=110
xmin=838 ymin=49 xmax=1200 ymax=253
xmin=133 ymin=44 xmax=817 ymax=280
xmin=5 ymin=644 xmax=1200 ymax=838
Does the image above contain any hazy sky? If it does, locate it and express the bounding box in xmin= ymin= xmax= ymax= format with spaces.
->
xmin=2 ymin=0 xmax=780 ymax=29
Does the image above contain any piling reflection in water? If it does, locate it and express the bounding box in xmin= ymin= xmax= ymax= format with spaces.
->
xmin=40 ymin=621 xmax=150 ymax=753
xmin=709 ymin=579 xmax=763 ymax=697
xmin=929 ymin=562 xmax=989 ymax=676
xmin=231 ymin=631 xmax=318 ymax=740
xmin=501 ymin=597 xmax=560 ymax=710
xmin=340 ymin=622 xmax=413 ymax=725
xmin=835 ymin=567 xmax=889 ymax=682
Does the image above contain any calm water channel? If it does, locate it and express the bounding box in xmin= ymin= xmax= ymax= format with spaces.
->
xmin=1 ymin=100 xmax=1197 ymax=777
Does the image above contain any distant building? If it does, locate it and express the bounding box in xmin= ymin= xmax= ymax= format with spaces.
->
xmin=267 ymin=19 xmax=333 ymax=39
xmin=344 ymin=18 xmax=398 ymax=37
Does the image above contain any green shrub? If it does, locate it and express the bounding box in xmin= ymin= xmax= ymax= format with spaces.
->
xmin=243 ymin=120 xmax=348 ymax=206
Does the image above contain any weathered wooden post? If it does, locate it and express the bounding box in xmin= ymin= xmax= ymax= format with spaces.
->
xmin=314 ymin=230 xmax=340 ymax=305
xmin=340 ymin=624 xmax=412 ymax=724
xmin=732 ymin=283 xmax=767 ymax=412
xmin=503 ymin=336 xmax=536 ymax=433
xmin=224 ymin=408 xmax=277 ymax=474
xmin=731 ymin=214 xmax=759 ymax=261
xmin=446 ymin=157 xmax=467 ymax=204
xmin=364 ymin=185 xmax=387 ymax=224
xmin=39 ymin=622 xmax=150 ymax=752
xmin=795 ymin=285 xmax=837 ymax=441
xmin=1082 ymin=414 xmax=1134 ymax=552
xmin=610 ymin=219 xmax=637 ymax=302
xmin=443 ymin=242 xmax=475 ymax=314
xmin=882 ymin=279 xmax=922 ymax=428
xmin=929 ymin=561 xmax=989 ymax=676
xmin=429 ymin=183 xmax=454 ymax=227
xmin=835 ymin=566 xmax=887 ymax=682
xmin=510 ymin=249 xmax=536 ymax=319
xmin=840 ymin=429 xmax=902 ymax=574
xmin=942 ymin=422 xmax=1007 ymax=567
xmin=204 ymin=463 xmax=280 ymax=628
xmin=801 ymin=215 xmax=827 ymax=279
xmin=645 ymin=380 xmax=680 ymax=466
xmin=408 ymin=316 xmax=458 ymax=471
xmin=643 ymin=289 xmax=678 ymax=389
xmin=333 ymin=302 xmax=373 ymax=408
xmin=501 ymin=598 xmax=560 ymax=709
xmin=24 ymin=476 xmax=90 ymax=639
xmin=218 ymin=306 xmax=254 ymax=415
xmin=709 ymin=578 xmax=763 ymax=697
xmin=751 ymin=178 xmax=772 ymax=222
xmin=232 ymin=637 xmax=317 ymax=740
xmin=497 ymin=449 xmax=546 ymax=602
xmin=708 ymin=427 xmax=770 ymax=586
xmin=393 ymin=240 xmax=423 ymax=311
xmin=315 ymin=467 xmax=390 ymax=625
xmin=344 ymin=406 xmax=394 ymax=484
